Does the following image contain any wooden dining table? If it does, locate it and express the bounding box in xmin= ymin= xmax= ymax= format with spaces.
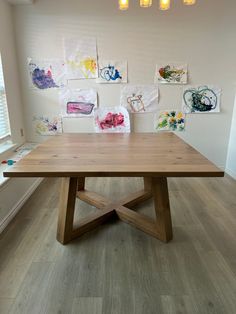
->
xmin=4 ymin=133 xmax=224 ymax=245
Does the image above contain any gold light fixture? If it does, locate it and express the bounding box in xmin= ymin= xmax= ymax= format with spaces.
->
xmin=183 ymin=0 xmax=196 ymax=5
xmin=140 ymin=0 xmax=152 ymax=8
xmin=119 ymin=0 xmax=129 ymax=10
xmin=119 ymin=0 xmax=196 ymax=11
xmin=159 ymin=0 xmax=170 ymax=10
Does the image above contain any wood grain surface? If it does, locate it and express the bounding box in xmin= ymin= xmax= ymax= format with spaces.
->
xmin=4 ymin=133 xmax=224 ymax=178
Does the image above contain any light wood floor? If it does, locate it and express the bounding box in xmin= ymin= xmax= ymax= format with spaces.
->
xmin=0 ymin=176 xmax=236 ymax=314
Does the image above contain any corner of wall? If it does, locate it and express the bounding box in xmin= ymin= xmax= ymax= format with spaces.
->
xmin=225 ymin=94 xmax=236 ymax=180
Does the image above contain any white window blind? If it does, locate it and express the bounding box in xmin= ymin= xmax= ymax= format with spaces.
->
xmin=0 ymin=55 xmax=11 ymax=140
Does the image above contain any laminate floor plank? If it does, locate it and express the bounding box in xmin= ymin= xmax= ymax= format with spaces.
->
xmin=0 ymin=217 xmax=33 ymax=271
xmin=72 ymin=297 xmax=103 ymax=314
xmin=0 ymin=207 xmax=56 ymax=298
xmin=199 ymin=251 xmax=236 ymax=313
xmin=0 ymin=177 xmax=236 ymax=314
xmin=0 ymin=180 xmax=58 ymax=299
xmin=32 ymin=217 xmax=64 ymax=263
xmin=0 ymin=179 xmax=59 ymax=271
xmin=160 ymin=295 xmax=198 ymax=314
xmin=0 ymin=298 xmax=14 ymax=314
xmin=42 ymin=246 xmax=85 ymax=314
xmin=73 ymin=229 xmax=107 ymax=298
xmin=8 ymin=262 xmax=54 ymax=314
xmin=173 ymin=248 xmax=229 ymax=314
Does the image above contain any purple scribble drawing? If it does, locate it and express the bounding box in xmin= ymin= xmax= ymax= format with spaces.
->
xmin=67 ymin=102 xmax=95 ymax=115
xmin=30 ymin=63 xmax=58 ymax=89
xmin=40 ymin=117 xmax=58 ymax=131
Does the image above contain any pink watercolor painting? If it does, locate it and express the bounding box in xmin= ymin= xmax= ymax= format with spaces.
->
xmin=94 ymin=106 xmax=130 ymax=133
xmin=67 ymin=102 xmax=94 ymax=115
xmin=60 ymin=88 xmax=97 ymax=117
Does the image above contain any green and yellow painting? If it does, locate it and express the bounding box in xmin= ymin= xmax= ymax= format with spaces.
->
xmin=156 ymin=111 xmax=185 ymax=132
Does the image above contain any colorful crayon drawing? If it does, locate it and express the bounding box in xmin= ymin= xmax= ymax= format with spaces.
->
xmin=64 ymin=38 xmax=98 ymax=79
xmin=94 ymin=106 xmax=130 ymax=133
xmin=156 ymin=111 xmax=185 ymax=132
xmin=182 ymin=85 xmax=221 ymax=113
xmin=155 ymin=63 xmax=187 ymax=84
xmin=33 ymin=116 xmax=62 ymax=135
xmin=120 ymin=85 xmax=159 ymax=113
xmin=127 ymin=94 xmax=145 ymax=112
xmin=97 ymin=61 xmax=127 ymax=84
xmin=28 ymin=59 xmax=65 ymax=90
xmin=60 ymin=88 xmax=97 ymax=117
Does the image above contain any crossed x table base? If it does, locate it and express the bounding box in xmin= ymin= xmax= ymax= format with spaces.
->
xmin=57 ymin=177 xmax=173 ymax=245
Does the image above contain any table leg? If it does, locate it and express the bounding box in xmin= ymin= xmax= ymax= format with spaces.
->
xmin=143 ymin=177 xmax=152 ymax=192
xmin=152 ymin=177 xmax=173 ymax=242
xmin=115 ymin=177 xmax=173 ymax=242
xmin=56 ymin=177 xmax=173 ymax=244
xmin=77 ymin=177 xmax=85 ymax=191
xmin=57 ymin=177 xmax=79 ymax=244
xmin=57 ymin=177 xmax=116 ymax=244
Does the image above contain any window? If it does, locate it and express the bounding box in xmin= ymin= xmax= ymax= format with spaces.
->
xmin=0 ymin=54 xmax=11 ymax=142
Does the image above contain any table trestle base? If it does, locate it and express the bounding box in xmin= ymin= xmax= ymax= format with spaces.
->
xmin=57 ymin=177 xmax=173 ymax=245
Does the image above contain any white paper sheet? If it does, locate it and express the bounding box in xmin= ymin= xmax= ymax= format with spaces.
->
xmin=64 ymin=38 xmax=98 ymax=79
xmin=94 ymin=106 xmax=130 ymax=133
xmin=182 ymin=85 xmax=221 ymax=113
xmin=120 ymin=85 xmax=159 ymax=113
xmin=28 ymin=58 xmax=66 ymax=90
xmin=96 ymin=60 xmax=127 ymax=84
xmin=33 ymin=116 xmax=63 ymax=135
xmin=60 ymin=88 xmax=97 ymax=117
xmin=155 ymin=63 xmax=188 ymax=84
xmin=155 ymin=110 xmax=186 ymax=132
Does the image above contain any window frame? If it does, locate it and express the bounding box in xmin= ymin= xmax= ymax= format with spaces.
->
xmin=0 ymin=53 xmax=12 ymax=147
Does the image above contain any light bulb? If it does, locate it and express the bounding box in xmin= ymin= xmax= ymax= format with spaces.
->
xmin=159 ymin=0 xmax=171 ymax=10
xmin=119 ymin=0 xmax=129 ymax=10
xmin=183 ymin=0 xmax=196 ymax=5
xmin=140 ymin=0 xmax=152 ymax=8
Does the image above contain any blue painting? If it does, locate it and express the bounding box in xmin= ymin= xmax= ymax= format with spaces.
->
xmin=28 ymin=59 xmax=66 ymax=90
xmin=96 ymin=60 xmax=127 ymax=84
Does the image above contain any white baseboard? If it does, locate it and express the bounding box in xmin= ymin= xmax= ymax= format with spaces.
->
xmin=0 ymin=178 xmax=43 ymax=234
xmin=226 ymin=168 xmax=236 ymax=180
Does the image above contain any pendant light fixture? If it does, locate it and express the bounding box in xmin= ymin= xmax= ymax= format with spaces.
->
xmin=140 ymin=0 xmax=152 ymax=8
xmin=183 ymin=0 xmax=196 ymax=5
xmin=159 ymin=0 xmax=171 ymax=10
xmin=119 ymin=0 xmax=129 ymax=10
xmin=119 ymin=0 xmax=196 ymax=11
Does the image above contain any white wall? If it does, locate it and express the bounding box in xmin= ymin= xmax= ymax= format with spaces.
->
xmin=226 ymin=96 xmax=236 ymax=179
xmin=0 ymin=178 xmax=42 ymax=233
xmin=0 ymin=0 xmax=25 ymax=144
xmin=13 ymin=0 xmax=236 ymax=168
xmin=0 ymin=0 xmax=40 ymax=232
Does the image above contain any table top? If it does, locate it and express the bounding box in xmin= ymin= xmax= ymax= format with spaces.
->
xmin=4 ymin=133 xmax=224 ymax=178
